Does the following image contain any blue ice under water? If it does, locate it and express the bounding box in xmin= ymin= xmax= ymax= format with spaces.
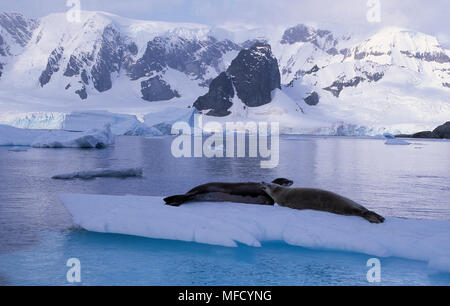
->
xmin=2 ymin=231 xmax=450 ymax=286
xmin=1 ymin=135 xmax=450 ymax=285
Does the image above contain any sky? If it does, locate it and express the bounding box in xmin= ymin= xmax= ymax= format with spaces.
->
xmin=2 ymin=0 xmax=450 ymax=45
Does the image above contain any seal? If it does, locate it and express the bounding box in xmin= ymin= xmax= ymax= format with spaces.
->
xmin=164 ymin=178 xmax=293 ymax=206
xmin=261 ymin=182 xmax=385 ymax=223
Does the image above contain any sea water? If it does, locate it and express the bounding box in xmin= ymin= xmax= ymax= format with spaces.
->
xmin=0 ymin=136 xmax=449 ymax=285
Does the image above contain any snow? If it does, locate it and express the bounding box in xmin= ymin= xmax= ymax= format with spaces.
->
xmin=143 ymin=106 xmax=194 ymax=128
xmin=0 ymin=12 xmax=450 ymax=137
xmin=60 ymin=194 xmax=450 ymax=272
xmin=52 ymin=168 xmax=143 ymax=180
xmin=0 ymin=124 xmax=114 ymax=148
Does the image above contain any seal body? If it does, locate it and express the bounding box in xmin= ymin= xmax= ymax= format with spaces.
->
xmin=261 ymin=183 xmax=385 ymax=224
xmin=164 ymin=178 xmax=293 ymax=206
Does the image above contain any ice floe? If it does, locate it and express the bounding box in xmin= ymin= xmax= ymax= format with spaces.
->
xmin=385 ymin=139 xmax=411 ymax=145
xmin=52 ymin=168 xmax=143 ymax=180
xmin=60 ymin=194 xmax=450 ymax=272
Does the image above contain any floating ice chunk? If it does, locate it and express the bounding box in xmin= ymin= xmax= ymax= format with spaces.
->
xmin=60 ymin=194 xmax=450 ymax=272
xmin=32 ymin=125 xmax=114 ymax=148
xmin=8 ymin=147 xmax=28 ymax=152
xmin=385 ymin=139 xmax=411 ymax=145
xmin=52 ymin=168 xmax=143 ymax=180
xmin=0 ymin=124 xmax=114 ymax=148
xmin=383 ymin=133 xmax=396 ymax=139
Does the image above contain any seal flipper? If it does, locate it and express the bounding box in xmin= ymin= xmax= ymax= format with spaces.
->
xmin=362 ymin=210 xmax=385 ymax=224
xmin=163 ymin=194 xmax=191 ymax=206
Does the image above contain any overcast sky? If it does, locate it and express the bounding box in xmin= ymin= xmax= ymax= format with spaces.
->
xmin=2 ymin=0 xmax=450 ymax=45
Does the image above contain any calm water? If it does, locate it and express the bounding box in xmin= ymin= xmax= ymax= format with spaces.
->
xmin=0 ymin=135 xmax=449 ymax=285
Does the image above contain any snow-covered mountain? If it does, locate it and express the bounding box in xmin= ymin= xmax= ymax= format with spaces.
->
xmin=0 ymin=13 xmax=38 ymax=78
xmin=0 ymin=11 xmax=449 ymax=136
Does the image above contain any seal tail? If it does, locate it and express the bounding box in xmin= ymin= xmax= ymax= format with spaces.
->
xmin=163 ymin=194 xmax=192 ymax=206
xmin=362 ymin=210 xmax=385 ymax=224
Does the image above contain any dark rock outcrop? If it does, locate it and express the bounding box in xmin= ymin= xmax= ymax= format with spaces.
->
xmin=141 ymin=76 xmax=180 ymax=102
xmin=193 ymin=72 xmax=234 ymax=117
xmin=90 ymin=26 xmax=127 ymax=93
xmin=281 ymin=24 xmax=341 ymax=56
xmin=62 ymin=25 xmax=136 ymax=98
xmin=0 ymin=34 xmax=6 ymax=56
xmin=128 ymin=35 xmax=241 ymax=102
xmin=400 ymin=51 xmax=450 ymax=64
xmin=433 ymin=122 xmax=450 ymax=139
xmin=396 ymin=122 xmax=450 ymax=139
xmin=363 ymin=71 xmax=384 ymax=82
xmin=227 ymin=42 xmax=281 ymax=107
xmin=0 ymin=13 xmax=38 ymax=80
xmin=128 ymin=36 xmax=241 ymax=81
xmin=0 ymin=13 xmax=38 ymax=47
xmin=281 ymin=24 xmax=331 ymax=45
xmin=289 ymin=65 xmax=320 ymax=79
xmin=323 ymin=77 xmax=364 ymax=97
xmin=193 ymin=42 xmax=281 ymax=116
xmin=412 ymin=131 xmax=440 ymax=139
xmin=304 ymin=92 xmax=319 ymax=106
xmin=39 ymin=47 xmax=64 ymax=86
xmin=75 ymin=86 xmax=87 ymax=100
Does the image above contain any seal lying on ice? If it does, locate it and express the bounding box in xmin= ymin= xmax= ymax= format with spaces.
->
xmin=164 ymin=178 xmax=293 ymax=206
xmin=261 ymin=182 xmax=385 ymax=224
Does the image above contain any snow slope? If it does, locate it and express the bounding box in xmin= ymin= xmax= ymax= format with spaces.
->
xmin=0 ymin=11 xmax=449 ymax=136
xmin=60 ymin=194 xmax=450 ymax=272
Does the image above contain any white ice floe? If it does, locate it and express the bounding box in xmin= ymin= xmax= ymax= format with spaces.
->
xmin=60 ymin=194 xmax=450 ymax=272
xmin=0 ymin=124 xmax=114 ymax=148
xmin=385 ymin=139 xmax=411 ymax=145
xmin=52 ymin=168 xmax=143 ymax=179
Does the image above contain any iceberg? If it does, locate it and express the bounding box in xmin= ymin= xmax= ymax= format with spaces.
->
xmin=60 ymin=194 xmax=450 ymax=272
xmin=384 ymin=133 xmax=411 ymax=145
xmin=383 ymin=133 xmax=396 ymax=139
xmin=52 ymin=168 xmax=143 ymax=180
xmin=63 ymin=111 xmax=160 ymax=136
xmin=0 ymin=124 xmax=114 ymax=148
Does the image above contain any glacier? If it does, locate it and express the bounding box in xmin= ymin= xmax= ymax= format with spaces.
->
xmin=0 ymin=111 xmax=165 ymax=136
xmin=60 ymin=194 xmax=450 ymax=273
xmin=0 ymin=124 xmax=114 ymax=148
